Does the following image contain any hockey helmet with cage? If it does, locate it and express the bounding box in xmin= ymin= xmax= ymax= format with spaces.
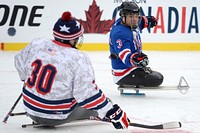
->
xmin=119 ymin=1 xmax=140 ymax=16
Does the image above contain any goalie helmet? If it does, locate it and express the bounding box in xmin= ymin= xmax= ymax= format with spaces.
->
xmin=119 ymin=1 xmax=140 ymax=16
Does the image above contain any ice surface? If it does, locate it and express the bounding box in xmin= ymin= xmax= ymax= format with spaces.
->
xmin=0 ymin=51 xmax=200 ymax=133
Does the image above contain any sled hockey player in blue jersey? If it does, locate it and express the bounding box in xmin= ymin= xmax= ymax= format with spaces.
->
xmin=109 ymin=1 xmax=163 ymax=87
xmin=14 ymin=11 xmax=129 ymax=129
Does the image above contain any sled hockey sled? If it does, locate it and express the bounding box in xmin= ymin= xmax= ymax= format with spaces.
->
xmin=118 ymin=76 xmax=189 ymax=96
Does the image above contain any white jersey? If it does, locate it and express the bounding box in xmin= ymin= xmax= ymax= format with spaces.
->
xmin=15 ymin=38 xmax=112 ymax=120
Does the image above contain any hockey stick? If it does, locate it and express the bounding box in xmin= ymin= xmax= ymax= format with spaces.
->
xmin=3 ymin=93 xmax=22 ymax=123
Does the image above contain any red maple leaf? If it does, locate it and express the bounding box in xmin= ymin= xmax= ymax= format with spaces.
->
xmin=76 ymin=0 xmax=115 ymax=34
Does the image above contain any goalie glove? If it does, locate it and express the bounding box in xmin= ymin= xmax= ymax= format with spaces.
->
xmin=131 ymin=53 xmax=149 ymax=67
xmin=105 ymin=104 xmax=129 ymax=129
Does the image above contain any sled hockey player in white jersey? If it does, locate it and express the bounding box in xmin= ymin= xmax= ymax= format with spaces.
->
xmin=109 ymin=1 xmax=163 ymax=88
xmin=14 ymin=11 xmax=129 ymax=129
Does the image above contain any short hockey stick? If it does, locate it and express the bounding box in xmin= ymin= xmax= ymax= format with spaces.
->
xmin=89 ymin=116 xmax=181 ymax=130
xmin=129 ymin=121 xmax=182 ymax=129
xmin=3 ymin=93 xmax=22 ymax=123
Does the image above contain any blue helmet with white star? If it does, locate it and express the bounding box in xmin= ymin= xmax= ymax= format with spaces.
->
xmin=53 ymin=11 xmax=84 ymax=42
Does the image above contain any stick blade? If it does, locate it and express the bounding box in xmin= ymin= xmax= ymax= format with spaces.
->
xmin=162 ymin=122 xmax=182 ymax=129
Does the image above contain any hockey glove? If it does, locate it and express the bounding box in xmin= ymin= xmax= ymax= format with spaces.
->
xmin=146 ymin=16 xmax=158 ymax=28
xmin=105 ymin=104 xmax=129 ymax=129
xmin=131 ymin=53 xmax=149 ymax=67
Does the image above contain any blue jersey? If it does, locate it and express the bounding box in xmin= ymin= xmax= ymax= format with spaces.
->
xmin=109 ymin=18 xmax=144 ymax=83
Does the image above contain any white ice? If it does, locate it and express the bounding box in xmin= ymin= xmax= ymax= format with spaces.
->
xmin=0 ymin=51 xmax=200 ymax=133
